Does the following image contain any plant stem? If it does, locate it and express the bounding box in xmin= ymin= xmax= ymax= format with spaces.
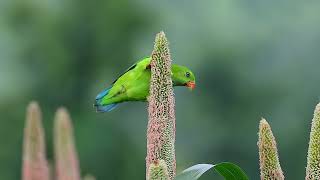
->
xmin=54 ymin=108 xmax=81 ymax=180
xmin=22 ymin=101 xmax=49 ymax=180
xmin=146 ymin=31 xmax=176 ymax=180
xmin=258 ymin=118 xmax=284 ymax=180
xmin=306 ymin=103 xmax=320 ymax=180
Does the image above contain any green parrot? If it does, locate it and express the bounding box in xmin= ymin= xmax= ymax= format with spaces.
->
xmin=94 ymin=57 xmax=196 ymax=112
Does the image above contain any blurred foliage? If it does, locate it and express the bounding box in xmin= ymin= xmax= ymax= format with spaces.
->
xmin=1 ymin=0 xmax=320 ymax=179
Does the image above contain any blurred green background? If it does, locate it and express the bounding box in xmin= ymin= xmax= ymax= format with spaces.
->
xmin=1 ymin=0 xmax=320 ymax=179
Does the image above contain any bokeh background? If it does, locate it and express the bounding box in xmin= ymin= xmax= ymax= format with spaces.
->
xmin=1 ymin=0 xmax=320 ymax=179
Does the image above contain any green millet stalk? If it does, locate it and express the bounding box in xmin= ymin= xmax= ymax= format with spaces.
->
xmin=258 ymin=118 xmax=284 ymax=180
xmin=306 ymin=103 xmax=320 ymax=180
xmin=147 ymin=160 xmax=170 ymax=180
xmin=146 ymin=31 xmax=176 ymax=180
xmin=22 ymin=102 xmax=49 ymax=180
xmin=54 ymin=108 xmax=81 ymax=180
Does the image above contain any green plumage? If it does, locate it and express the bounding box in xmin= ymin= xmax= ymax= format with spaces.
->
xmin=94 ymin=57 xmax=195 ymax=112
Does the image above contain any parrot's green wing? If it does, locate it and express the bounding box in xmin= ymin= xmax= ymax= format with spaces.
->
xmin=112 ymin=57 xmax=151 ymax=84
xmin=112 ymin=63 xmax=137 ymax=84
xmin=101 ymin=57 xmax=151 ymax=103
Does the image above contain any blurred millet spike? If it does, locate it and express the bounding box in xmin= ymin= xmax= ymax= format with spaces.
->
xmin=54 ymin=108 xmax=81 ymax=180
xmin=146 ymin=31 xmax=176 ymax=180
xmin=22 ymin=101 xmax=50 ymax=180
xmin=306 ymin=103 xmax=320 ymax=180
xmin=82 ymin=174 xmax=96 ymax=180
xmin=258 ymin=118 xmax=284 ymax=180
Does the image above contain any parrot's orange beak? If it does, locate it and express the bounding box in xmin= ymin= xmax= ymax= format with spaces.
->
xmin=186 ymin=81 xmax=196 ymax=90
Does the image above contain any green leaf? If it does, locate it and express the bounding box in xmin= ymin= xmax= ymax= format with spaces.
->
xmin=176 ymin=164 xmax=214 ymax=180
xmin=175 ymin=162 xmax=248 ymax=180
xmin=214 ymin=162 xmax=248 ymax=180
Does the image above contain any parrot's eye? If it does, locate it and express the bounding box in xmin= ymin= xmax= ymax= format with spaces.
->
xmin=185 ymin=72 xmax=190 ymax=78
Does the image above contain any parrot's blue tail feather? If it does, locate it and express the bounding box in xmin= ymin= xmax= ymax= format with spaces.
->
xmin=95 ymin=87 xmax=111 ymax=100
xmin=94 ymin=86 xmax=120 ymax=112
xmin=95 ymin=103 xmax=119 ymax=112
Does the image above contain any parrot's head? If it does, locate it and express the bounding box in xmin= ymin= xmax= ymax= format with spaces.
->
xmin=172 ymin=64 xmax=196 ymax=90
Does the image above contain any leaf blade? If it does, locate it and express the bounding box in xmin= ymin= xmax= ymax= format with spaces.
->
xmin=175 ymin=162 xmax=248 ymax=180
xmin=176 ymin=164 xmax=214 ymax=180
xmin=214 ymin=162 xmax=249 ymax=180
